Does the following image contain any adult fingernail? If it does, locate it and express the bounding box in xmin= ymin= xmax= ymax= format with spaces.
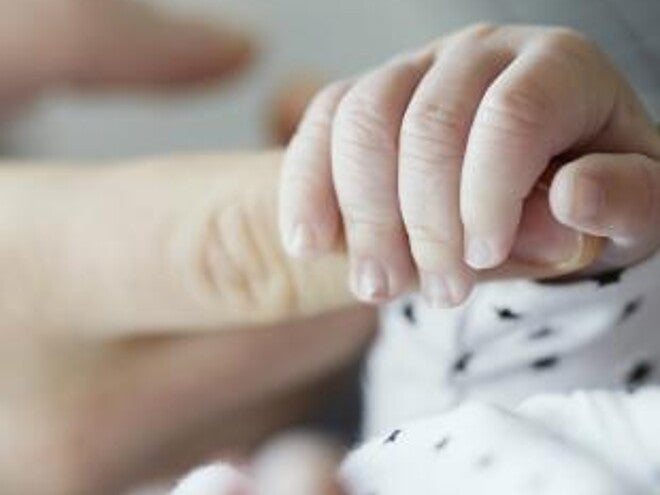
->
xmin=465 ymin=237 xmax=499 ymax=269
xmin=351 ymin=258 xmax=389 ymax=303
xmin=572 ymin=174 xmax=604 ymax=222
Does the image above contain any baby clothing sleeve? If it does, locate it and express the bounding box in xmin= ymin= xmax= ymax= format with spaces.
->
xmin=363 ymin=250 xmax=660 ymax=438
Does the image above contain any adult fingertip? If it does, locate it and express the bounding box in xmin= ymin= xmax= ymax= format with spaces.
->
xmin=66 ymin=1 xmax=258 ymax=88
xmin=153 ymin=21 xmax=257 ymax=86
xmin=204 ymin=25 xmax=257 ymax=78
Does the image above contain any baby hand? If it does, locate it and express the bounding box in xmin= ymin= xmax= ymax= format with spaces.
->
xmin=279 ymin=24 xmax=660 ymax=306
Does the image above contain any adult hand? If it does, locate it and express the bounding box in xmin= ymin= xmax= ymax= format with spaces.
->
xmin=0 ymin=152 xmax=375 ymax=495
xmin=0 ymin=2 xmax=373 ymax=494
xmin=0 ymin=0 xmax=253 ymax=114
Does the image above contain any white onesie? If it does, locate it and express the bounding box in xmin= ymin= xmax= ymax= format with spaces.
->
xmin=363 ymin=250 xmax=660 ymax=437
xmin=171 ymin=252 xmax=660 ymax=495
xmin=339 ymin=250 xmax=660 ymax=494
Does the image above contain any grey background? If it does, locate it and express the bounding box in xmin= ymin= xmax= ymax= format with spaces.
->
xmin=3 ymin=0 xmax=659 ymax=159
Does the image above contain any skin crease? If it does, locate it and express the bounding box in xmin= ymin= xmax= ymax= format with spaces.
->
xmin=0 ymin=5 xmax=650 ymax=495
xmin=280 ymin=24 xmax=660 ymax=308
xmin=0 ymin=150 xmax=598 ymax=495
xmin=0 ymin=2 xmax=375 ymax=494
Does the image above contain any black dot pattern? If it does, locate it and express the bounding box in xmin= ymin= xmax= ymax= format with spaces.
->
xmin=625 ymin=361 xmax=653 ymax=392
xmin=434 ymin=436 xmax=450 ymax=451
xmin=620 ymin=298 xmax=643 ymax=323
xmin=453 ymin=352 xmax=473 ymax=374
xmin=591 ymin=267 xmax=625 ymax=287
xmin=531 ymin=356 xmax=560 ymax=370
xmin=384 ymin=429 xmax=401 ymax=444
xmin=496 ymin=307 xmax=522 ymax=320
xmin=402 ymin=302 xmax=416 ymax=325
xmin=528 ymin=327 xmax=554 ymax=340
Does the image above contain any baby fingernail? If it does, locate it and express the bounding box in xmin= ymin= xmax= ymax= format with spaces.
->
xmin=572 ymin=174 xmax=604 ymax=222
xmin=287 ymin=223 xmax=316 ymax=256
xmin=421 ymin=272 xmax=452 ymax=308
xmin=465 ymin=237 xmax=498 ymax=269
xmin=421 ymin=271 xmax=474 ymax=308
xmin=352 ymin=258 xmax=389 ymax=303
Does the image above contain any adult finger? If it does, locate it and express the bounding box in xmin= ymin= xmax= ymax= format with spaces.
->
xmin=399 ymin=26 xmax=512 ymax=307
xmin=52 ymin=308 xmax=374 ymax=494
xmin=0 ymin=152 xmax=355 ymax=337
xmin=0 ymin=0 xmax=253 ymax=100
xmin=332 ymin=53 xmax=431 ymax=303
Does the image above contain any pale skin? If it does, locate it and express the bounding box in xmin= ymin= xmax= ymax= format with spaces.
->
xmin=0 ymin=2 xmax=374 ymax=494
xmin=0 ymin=4 xmax=643 ymax=495
xmin=280 ymin=24 xmax=660 ymax=308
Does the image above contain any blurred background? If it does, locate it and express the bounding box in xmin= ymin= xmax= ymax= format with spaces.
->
xmin=1 ymin=0 xmax=658 ymax=160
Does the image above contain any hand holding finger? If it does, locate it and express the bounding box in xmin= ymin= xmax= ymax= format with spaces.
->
xmin=460 ymin=26 xmax=659 ymax=273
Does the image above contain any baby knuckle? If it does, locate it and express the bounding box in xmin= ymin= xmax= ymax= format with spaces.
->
xmin=538 ymin=26 xmax=591 ymax=54
xmin=535 ymin=28 xmax=602 ymax=76
xmin=401 ymin=103 xmax=468 ymax=167
xmin=406 ymin=222 xmax=456 ymax=247
xmin=456 ymin=22 xmax=501 ymax=42
xmin=408 ymin=230 xmax=461 ymax=269
xmin=334 ymin=93 xmax=394 ymax=155
xmin=344 ymin=210 xmax=397 ymax=234
xmin=343 ymin=209 xmax=403 ymax=244
xmin=478 ymin=83 xmax=549 ymax=135
xmin=403 ymin=101 xmax=468 ymax=145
